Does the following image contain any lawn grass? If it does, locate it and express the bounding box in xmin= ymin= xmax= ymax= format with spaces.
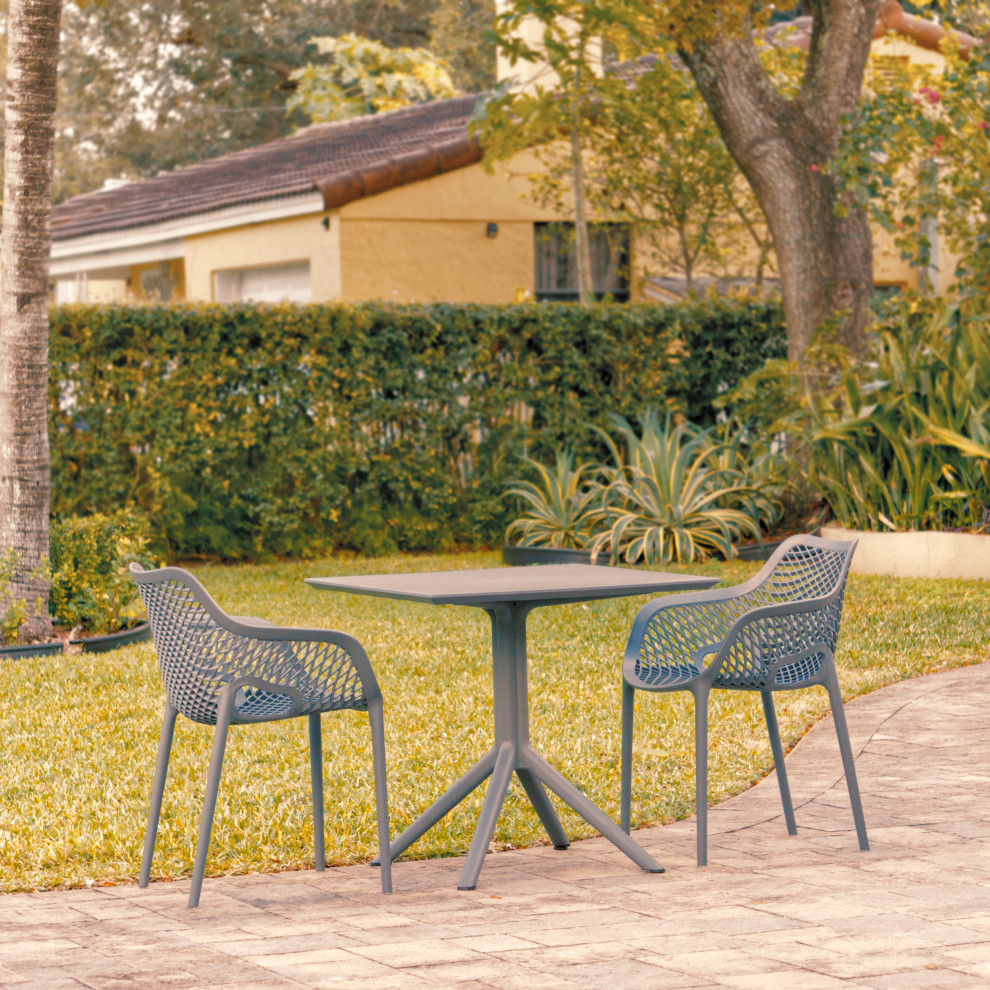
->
xmin=1 ymin=549 xmax=987 ymax=894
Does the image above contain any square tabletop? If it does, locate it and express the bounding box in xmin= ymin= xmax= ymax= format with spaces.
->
xmin=306 ymin=563 xmax=717 ymax=608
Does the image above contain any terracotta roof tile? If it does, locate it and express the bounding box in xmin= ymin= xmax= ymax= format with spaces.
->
xmin=51 ymin=95 xmax=483 ymax=242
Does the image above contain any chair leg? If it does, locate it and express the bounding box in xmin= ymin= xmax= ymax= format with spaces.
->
xmin=694 ymin=685 xmax=710 ymax=867
xmin=620 ymin=680 xmax=635 ymax=834
xmin=824 ymin=667 xmax=870 ymax=852
xmin=309 ymin=714 xmax=326 ymax=872
xmin=761 ymin=691 xmax=797 ymax=836
xmin=140 ymin=703 xmax=178 ymax=888
xmin=368 ymin=698 xmax=392 ymax=894
xmin=188 ymin=699 xmax=233 ymax=909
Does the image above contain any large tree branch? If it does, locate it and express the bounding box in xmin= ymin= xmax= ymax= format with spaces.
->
xmin=675 ymin=2 xmax=875 ymax=361
xmin=802 ymin=0 xmax=882 ymax=138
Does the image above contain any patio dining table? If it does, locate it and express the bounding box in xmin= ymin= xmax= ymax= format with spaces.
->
xmin=306 ymin=563 xmax=717 ymax=890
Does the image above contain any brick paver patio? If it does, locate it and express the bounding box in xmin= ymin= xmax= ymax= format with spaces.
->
xmin=2 ymin=663 xmax=989 ymax=989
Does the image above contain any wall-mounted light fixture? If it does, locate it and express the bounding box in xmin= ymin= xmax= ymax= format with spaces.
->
xmin=486 ymin=222 xmax=499 ymax=238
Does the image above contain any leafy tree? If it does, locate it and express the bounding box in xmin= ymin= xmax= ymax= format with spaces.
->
xmin=657 ymin=0 xmax=884 ymax=367
xmin=288 ymin=34 xmax=458 ymax=122
xmin=835 ymin=42 xmax=990 ymax=305
xmin=429 ymin=0 xmax=497 ymax=92
xmin=0 ymin=0 xmax=62 ymax=641
xmin=478 ymin=0 xmax=894 ymax=364
xmin=587 ymin=49 xmax=776 ymax=292
xmin=475 ymin=0 xmax=627 ymax=302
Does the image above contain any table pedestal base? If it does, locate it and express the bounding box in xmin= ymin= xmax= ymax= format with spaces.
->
xmin=378 ymin=601 xmax=664 ymax=891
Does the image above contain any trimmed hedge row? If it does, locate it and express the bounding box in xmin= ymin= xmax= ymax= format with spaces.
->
xmin=49 ymin=299 xmax=785 ymax=559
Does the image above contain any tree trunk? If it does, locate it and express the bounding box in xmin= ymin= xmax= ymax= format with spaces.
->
xmin=570 ymin=101 xmax=594 ymax=304
xmin=680 ymin=0 xmax=881 ymax=366
xmin=0 ymin=0 xmax=64 ymax=641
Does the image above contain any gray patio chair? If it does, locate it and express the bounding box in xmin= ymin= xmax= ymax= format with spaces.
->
xmin=620 ymin=534 xmax=868 ymax=866
xmin=130 ymin=563 xmax=391 ymax=907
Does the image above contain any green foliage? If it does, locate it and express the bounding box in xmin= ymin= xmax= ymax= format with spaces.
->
xmin=49 ymin=512 xmax=154 ymax=634
xmin=587 ymin=45 xmax=776 ymax=289
xmin=428 ymin=0 xmax=496 ymax=92
xmin=1 ymin=549 xmax=986 ymax=893
xmin=48 ymin=298 xmax=786 ymax=561
xmin=835 ymin=44 xmax=990 ymax=303
xmin=807 ymin=299 xmax=990 ymax=532
xmin=505 ymin=411 xmax=782 ymax=564
xmin=588 ymin=412 xmax=767 ymax=564
xmin=0 ymin=550 xmax=28 ymax=646
xmin=504 ymin=453 xmax=601 ymax=549
xmin=288 ymin=34 xmax=458 ymax=123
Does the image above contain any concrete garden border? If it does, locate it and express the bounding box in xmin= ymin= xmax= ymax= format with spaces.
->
xmin=821 ymin=526 xmax=990 ymax=580
xmin=0 ymin=621 xmax=151 ymax=660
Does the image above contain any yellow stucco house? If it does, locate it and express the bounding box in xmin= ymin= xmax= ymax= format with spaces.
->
xmin=49 ymin=0 xmax=977 ymax=306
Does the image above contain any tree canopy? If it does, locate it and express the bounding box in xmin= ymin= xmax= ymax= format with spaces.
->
xmin=288 ymin=34 xmax=458 ymax=122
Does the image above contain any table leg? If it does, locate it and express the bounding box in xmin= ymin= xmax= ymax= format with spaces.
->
xmin=374 ymin=599 xmax=661 ymax=887
xmin=522 ymin=745 xmax=664 ymax=874
xmin=458 ymin=743 xmax=516 ymax=890
xmin=374 ymin=746 xmax=498 ymax=864
xmin=515 ymin=769 xmax=569 ymax=849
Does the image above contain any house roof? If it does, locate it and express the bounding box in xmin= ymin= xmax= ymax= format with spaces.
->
xmin=50 ymin=95 xmax=482 ymax=243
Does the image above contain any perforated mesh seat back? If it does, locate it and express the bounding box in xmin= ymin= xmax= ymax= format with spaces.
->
xmin=133 ymin=567 xmax=369 ymax=725
xmin=635 ymin=538 xmax=854 ymax=691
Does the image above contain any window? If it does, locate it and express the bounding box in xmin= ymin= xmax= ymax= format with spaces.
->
xmin=534 ymin=223 xmax=630 ymax=301
xmin=140 ymin=262 xmax=175 ymax=302
xmin=872 ymin=282 xmax=905 ymax=307
xmin=53 ymin=274 xmax=88 ymax=304
xmin=214 ymin=261 xmax=312 ymax=303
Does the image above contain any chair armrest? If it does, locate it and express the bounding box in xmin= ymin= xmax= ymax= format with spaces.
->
xmin=623 ymin=586 xmax=751 ymax=677
xmin=703 ymin=595 xmax=840 ymax=686
xmin=211 ymin=617 xmax=384 ymax=708
xmin=228 ymin=615 xmax=274 ymax=627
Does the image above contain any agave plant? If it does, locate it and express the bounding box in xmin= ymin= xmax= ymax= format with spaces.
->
xmin=504 ymin=452 xmax=602 ymax=549
xmin=588 ymin=413 xmax=765 ymax=565
xmin=708 ymin=424 xmax=786 ymax=536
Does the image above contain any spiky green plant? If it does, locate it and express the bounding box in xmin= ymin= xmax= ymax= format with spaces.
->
xmin=808 ymin=303 xmax=990 ymax=532
xmin=589 ymin=413 xmax=764 ymax=565
xmin=504 ymin=452 xmax=601 ymax=549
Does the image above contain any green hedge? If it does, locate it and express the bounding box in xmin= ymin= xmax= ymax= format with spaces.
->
xmin=49 ymin=299 xmax=785 ymax=559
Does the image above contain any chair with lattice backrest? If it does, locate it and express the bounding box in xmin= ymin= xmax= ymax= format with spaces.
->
xmin=620 ymin=534 xmax=868 ymax=866
xmin=130 ymin=563 xmax=391 ymax=907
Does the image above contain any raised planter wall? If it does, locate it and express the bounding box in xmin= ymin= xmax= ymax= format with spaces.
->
xmin=501 ymin=545 xmax=609 ymax=566
xmin=821 ymin=526 xmax=990 ymax=580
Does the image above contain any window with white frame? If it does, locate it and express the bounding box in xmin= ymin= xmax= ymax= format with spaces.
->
xmin=53 ymin=274 xmax=88 ymax=304
xmin=214 ymin=261 xmax=312 ymax=303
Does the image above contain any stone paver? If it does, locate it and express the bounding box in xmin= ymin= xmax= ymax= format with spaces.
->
xmin=3 ymin=664 xmax=990 ymax=988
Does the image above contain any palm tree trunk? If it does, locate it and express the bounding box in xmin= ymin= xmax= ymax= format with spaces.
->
xmin=0 ymin=0 xmax=64 ymax=641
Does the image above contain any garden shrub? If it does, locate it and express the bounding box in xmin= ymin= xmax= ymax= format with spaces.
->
xmin=49 ymin=298 xmax=785 ymax=559
xmin=806 ymin=299 xmax=990 ymax=532
xmin=49 ymin=510 xmax=154 ymax=634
